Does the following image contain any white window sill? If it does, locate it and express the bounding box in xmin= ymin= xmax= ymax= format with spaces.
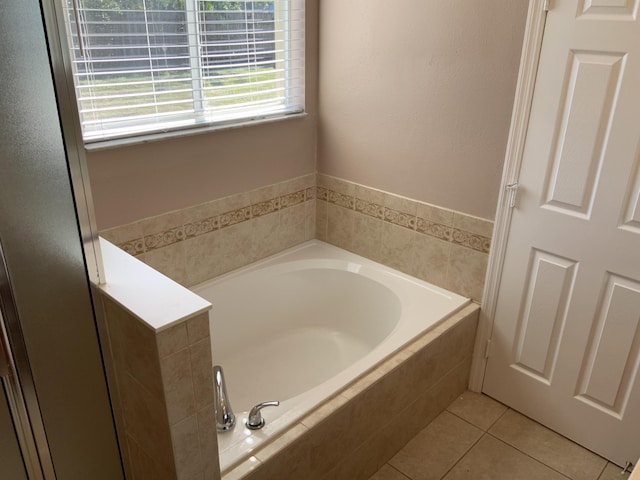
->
xmin=84 ymin=111 xmax=308 ymax=152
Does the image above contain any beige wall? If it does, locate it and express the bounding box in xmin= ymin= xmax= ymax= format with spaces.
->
xmin=317 ymin=0 xmax=528 ymax=220
xmin=88 ymin=0 xmax=528 ymax=230
xmin=88 ymin=0 xmax=319 ymax=230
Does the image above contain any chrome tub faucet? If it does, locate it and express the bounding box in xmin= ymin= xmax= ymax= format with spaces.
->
xmin=246 ymin=401 xmax=280 ymax=430
xmin=213 ymin=365 xmax=235 ymax=432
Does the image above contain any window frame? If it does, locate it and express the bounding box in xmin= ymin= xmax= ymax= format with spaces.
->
xmin=58 ymin=0 xmax=306 ymax=145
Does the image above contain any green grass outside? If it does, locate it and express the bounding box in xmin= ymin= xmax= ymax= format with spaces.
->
xmin=78 ymin=67 xmax=283 ymax=121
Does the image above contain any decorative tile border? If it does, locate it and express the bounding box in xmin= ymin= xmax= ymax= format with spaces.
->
xmin=110 ymin=175 xmax=490 ymax=266
xmin=317 ymin=185 xmax=492 ymax=254
xmin=115 ymin=186 xmax=315 ymax=255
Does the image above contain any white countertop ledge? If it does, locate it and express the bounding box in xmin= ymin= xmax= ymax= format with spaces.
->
xmin=97 ymin=237 xmax=211 ymax=331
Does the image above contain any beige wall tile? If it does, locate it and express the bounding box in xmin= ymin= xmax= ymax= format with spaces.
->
xmin=105 ymin=298 xmax=164 ymax=399
xmin=213 ymin=221 xmax=254 ymax=275
xmin=283 ymin=173 xmax=316 ymax=194
xmin=453 ymin=212 xmax=494 ymax=238
xmin=445 ymin=244 xmax=489 ymax=301
xmin=101 ymin=221 xmax=145 ymax=247
xmin=300 ymin=393 xmax=350 ymax=429
xmin=408 ymin=234 xmax=451 ymax=286
xmin=157 ymin=322 xmax=189 ymax=359
xmin=120 ymin=373 xmax=174 ymax=472
xmin=416 ymin=202 xmax=455 ymax=226
xmin=190 ymin=338 xmax=214 ymax=410
xmin=317 ymin=174 xmax=355 ymax=196
xmin=320 ymin=432 xmax=383 ymax=480
xmin=315 ymin=199 xmax=328 ymax=241
xmin=141 ymin=210 xmax=188 ymax=238
xmin=171 ymin=415 xmax=204 ymax=480
xmin=127 ymin=435 xmax=175 ymax=480
xmin=305 ymin=401 xmax=373 ymax=478
xmin=390 ymin=411 xmax=483 ymax=480
xmin=280 ymin=202 xmax=309 ymax=249
xmin=183 ymin=231 xmax=219 ymax=287
xmin=443 ymin=435 xmax=568 ymax=480
xmin=250 ymin=211 xmax=282 ymax=261
xmin=390 ymin=356 xmax=473 ymax=460
xmin=446 ymin=391 xmax=507 ymax=431
xmin=196 ymin=404 xmax=219 ymax=480
xmin=140 ymin=241 xmax=188 ymax=286
xmin=181 ymin=198 xmax=226 ymax=225
xmin=384 ymin=193 xmax=417 ymax=217
xmin=187 ymin=313 xmax=210 ymax=345
xmin=304 ymin=200 xmax=316 ymax=241
xmin=355 ymin=184 xmax=386 ymax=205
xmin=249 ymin=183 xmax=280 ymax=205
xmin=352 ymin=212 xmax=383 ymax=262
xmin=340 ymin=349 xmax=413 ymax=402
xmin=216 ymin=191 xmax=252 ymax=214
xmin=327 ymin=203 xmax=354 ymax=251
xmin=248 ymin=425 xmax=311 ymax=480
xmin=161 ymin=348 xmax=196 ymax=424
xmin=489 ymin=409 xmax=607 ymax=480
xmin=380 ymin=222 xmax=415 ymax=273
xmin=223 ymin=457 xmax=262 ymax=480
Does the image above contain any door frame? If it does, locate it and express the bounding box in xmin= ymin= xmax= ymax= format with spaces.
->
xmin=469 ymin=0 xmax=550 ymax=391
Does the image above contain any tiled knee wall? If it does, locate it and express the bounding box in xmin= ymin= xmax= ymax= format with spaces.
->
xmin=99 ymin=296 xmax=219 ymax=480
xmin=101 ymin=173 xmax=492 ymax=300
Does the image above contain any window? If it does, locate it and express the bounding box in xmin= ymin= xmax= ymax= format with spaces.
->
xmin=61 ymin=0 xmax=304 ymax=142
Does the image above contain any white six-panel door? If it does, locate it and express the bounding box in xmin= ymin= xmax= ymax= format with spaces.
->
xmin=483 ymin=0 xmax=640 ymax=466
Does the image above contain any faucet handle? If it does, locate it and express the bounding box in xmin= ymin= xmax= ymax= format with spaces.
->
xmin=246 ymin=401 xmax=279 ymax=430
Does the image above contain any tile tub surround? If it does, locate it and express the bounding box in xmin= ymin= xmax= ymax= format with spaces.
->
xmin=100 ymin=173 xmax=317 ymax=287
xmin=316 ymin=174 xmax=493 ymax=302
xmin=100 ymin=173 xmax=493 ymax=301
xmin=223 ymin=304 xmax=479 ymax=480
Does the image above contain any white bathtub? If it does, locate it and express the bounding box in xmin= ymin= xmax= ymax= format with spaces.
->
xmin=192 ymin=240 xmax=470 ymax=473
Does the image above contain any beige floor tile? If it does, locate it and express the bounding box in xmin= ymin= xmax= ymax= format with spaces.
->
xmin=368 ymin=464 xmax=411 ymax=480
xmin=489 ymin=409 xmax=607 ymax=480
xmin=446 ymin=391 xmax=507 ymax=431
xmin=389 ymin=411 xmax=482 ymax=480
xmin=443 ymin=435 xmax=568 ymax=480
xmin=598 ymin=462 xmax=630 ymax=480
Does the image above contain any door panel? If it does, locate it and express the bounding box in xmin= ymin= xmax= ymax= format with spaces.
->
xmin=622 ymin=151 xmax=640 ymax=229
xmin=576 ymin=274 xmax=640 ymax=412
xmin=514 ymin=250 xmax=577 ymax=382
xmin=483 ymin=0 xmax=640 ymax=465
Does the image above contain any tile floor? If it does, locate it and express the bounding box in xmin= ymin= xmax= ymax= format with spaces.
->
xmin=368 ymin=392 xmax=631 ymax=480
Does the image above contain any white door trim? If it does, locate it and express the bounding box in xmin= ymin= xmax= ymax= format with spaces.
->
xmin=469 ymin=0 xmax=550 ymax=392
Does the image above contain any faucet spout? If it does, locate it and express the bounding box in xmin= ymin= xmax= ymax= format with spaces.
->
xmin=213 ymin=365 xmax=235 ymax=432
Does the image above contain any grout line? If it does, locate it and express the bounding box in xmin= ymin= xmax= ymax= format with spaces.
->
xmin=387 ymin=463 xmax=412 ymax=480
xmin=595 ymin=462 xmax=608 ymax=480
xmin=485 ymin=430 xmax=575 ymax=480
xmin=437 ymin=430 xmax=487 ymax=480
xmin=485 ymin=404 xmax=510 ymax=432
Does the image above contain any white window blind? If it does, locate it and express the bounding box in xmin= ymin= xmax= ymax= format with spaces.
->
xmin=61 ymin=0 xmax=305 ymax=142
